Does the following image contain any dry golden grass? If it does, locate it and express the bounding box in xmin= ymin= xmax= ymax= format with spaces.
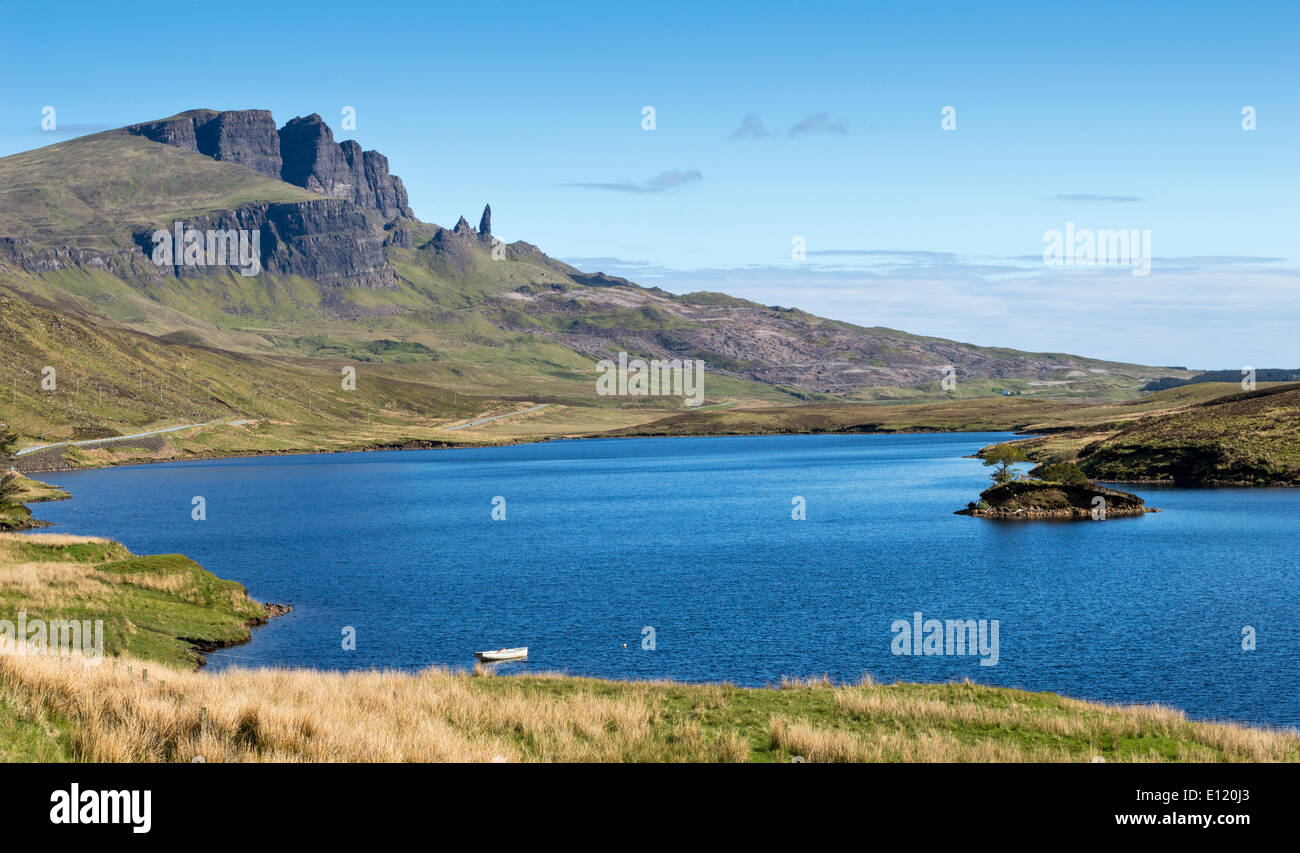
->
xmin=0 ymin=560 xmax=115 ymax=607
xmin=0 ymin=535 xmax=125 ymax=609
xmin=0 ymin=533 xmax=110 ymax=546
xmin=4 ymin=650 xmax=1297 ymax=763
xmin=779 ymin=674 xmax=833 ymax=689
xmin=0 ymin=650 xmax=747 ymax=763
xmin=101 ymin=570 xmax=194 ymax=596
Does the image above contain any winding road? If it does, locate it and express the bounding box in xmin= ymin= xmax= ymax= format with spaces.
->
xmin=15 ymin=419 xmax=253 ymax=457
xmin=442 ymin=404 xmax=551 ymax=431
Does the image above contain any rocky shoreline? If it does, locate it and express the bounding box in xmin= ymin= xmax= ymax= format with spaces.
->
xmin=186 ymin=602 xmax=293 ymax=668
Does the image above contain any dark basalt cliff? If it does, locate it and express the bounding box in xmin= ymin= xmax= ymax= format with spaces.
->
xmin=132 ymin=199 xmax=397 ymax=289
xmin=125 ymin=110 xmax=413 ymax=220
xmin=417 ymin=216 xmax=487 ymax=273
xmin=0 ymin=238 xmax=134 ymax=275
xmin=278 ymin=114 xmax=412 ymax=220
xmin=125 ymin=109 xmax=284 ymax=181
xmin=108 ymin=108 xmax=416 ymax=289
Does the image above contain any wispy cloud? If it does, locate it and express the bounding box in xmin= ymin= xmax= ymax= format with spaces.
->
xmin=729 ymin=114 xmax=772 ymax=139
xmin=1006 ymin=253 xmax=1286 ymax=267
xmin=788 ymin=113 xmax=848 ymax=137
xmin=644 ymin=169 xmax=703 ymax=190
xmin=811 ymin=249 xmax=959 ymax=262
xmin=1049 ymin=193 xmax=1145 ymax=203
xmin=729 ymin=113 xmax=850 ymax=139
xmin=565 ymin=169 xmax=702 ymax=193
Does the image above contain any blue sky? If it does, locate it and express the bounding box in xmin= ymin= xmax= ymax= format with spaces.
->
xmin=1 ymin=0 xmax=1296 ymax=367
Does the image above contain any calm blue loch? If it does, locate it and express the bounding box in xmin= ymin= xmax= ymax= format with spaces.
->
xmin=33 ymin=433 xmax=1300 ymax=728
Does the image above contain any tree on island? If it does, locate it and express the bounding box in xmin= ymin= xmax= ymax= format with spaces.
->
xmin=982 ymin=444 xmax=1028 ymax=485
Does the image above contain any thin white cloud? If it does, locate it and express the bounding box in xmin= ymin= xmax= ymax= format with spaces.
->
xmin=788 ymin=113 xmax=848 ymax=136
xmin=1050 ymin=193 xmax=1145 ymax=203
xmin=564 ymin=169 xmax=702 ymax=193
xmin=729 ymin=114 xmax=772 ymax=139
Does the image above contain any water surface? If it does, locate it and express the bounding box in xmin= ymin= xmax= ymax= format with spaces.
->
xmin=34 ymin=434 xmax=1300 ymax=727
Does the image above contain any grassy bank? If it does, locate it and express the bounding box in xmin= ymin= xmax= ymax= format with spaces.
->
xmin=0 ymin=533 xmax=270 ymax=668
xmin=1004 ymin=383 xmax=1300 ymax=485
xmin=0 ymin=530 xmax=277 ymax=759
xmin=4 ymin=653 xmax=1297 ymax=762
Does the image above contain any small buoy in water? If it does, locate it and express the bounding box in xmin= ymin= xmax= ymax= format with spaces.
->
xmin=622 ymin=643 xmax=627 ymax=648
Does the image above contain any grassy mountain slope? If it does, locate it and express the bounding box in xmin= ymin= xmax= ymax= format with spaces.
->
xmin=0 ymin=133 xmax=319 ymax=250
xmin=603 ymin=382 xmax=1266 ymax=438
xmin=0 ymin=287 xmax=537 ymax=461
xmin=1075 ymin=384 xmax=1300 ymax=484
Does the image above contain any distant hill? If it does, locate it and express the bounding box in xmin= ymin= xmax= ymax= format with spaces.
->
xmin=1143 ymin=369 xmax=1300 ymax=393
xmin=0 ymin=109 xmax=1193 ymax=444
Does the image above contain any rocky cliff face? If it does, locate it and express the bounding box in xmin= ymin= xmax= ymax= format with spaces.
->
xmin=125 ymin=109 xmax=283 ymax=180
xmin=0 ymin=237 xmax=140 ymax=277
xmin=415 ymin=217 xmax=484 ymax=274
xmin=200 ymin=111 xmax=284 ymax=179
xmin=125 ymin=110 xmax=413 ymax=221
xmin=131 ymin=199 xmax=397 ymax=289
xmin=278 ymin=115 xmax=412 ymax=220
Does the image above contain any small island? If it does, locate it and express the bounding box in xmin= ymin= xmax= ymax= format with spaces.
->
xmin=957 ymin=445 xmax=1158 ymax=520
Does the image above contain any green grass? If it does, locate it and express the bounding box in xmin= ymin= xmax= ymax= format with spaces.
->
xmin=0 ymin=133 xmax=318 ymax=250
xmin=0 ymin=531 xmax=273 ymax=759
xmin=0 ymin=696 xmax=71 ymax=761
xmin=1009 ymin=383 xmax=1300 ymax=485
xmin=605 ymin=396 xmax=1089 ymax=437
xmin=0 ymin=535 xmax=268 ymax=668
xmin=11 ymin=476 xmax=68 ymax=504
xmin=463 ymin=675 xmax=1298 ymax=762
xmin=0 ymin=504 xmax=34 ymax=531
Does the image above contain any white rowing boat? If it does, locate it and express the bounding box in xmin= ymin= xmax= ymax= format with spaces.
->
xmin=475 ymin=646 xmax=528 ymax=662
